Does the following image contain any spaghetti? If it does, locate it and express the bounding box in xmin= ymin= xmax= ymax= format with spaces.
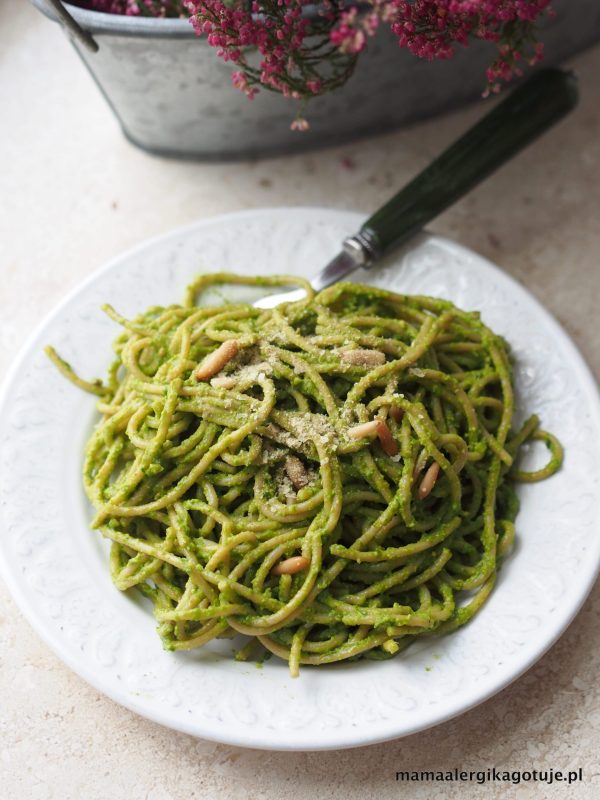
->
xmin=46 ymin=273 xmax=562 ymax=676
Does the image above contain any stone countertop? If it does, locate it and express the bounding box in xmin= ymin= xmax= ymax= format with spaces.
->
xmin=1 ymin=3 xmax=599 ymax=799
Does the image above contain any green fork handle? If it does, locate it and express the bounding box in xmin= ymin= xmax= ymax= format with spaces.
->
xmin=356 ymin=68 xmax=578 ymax=263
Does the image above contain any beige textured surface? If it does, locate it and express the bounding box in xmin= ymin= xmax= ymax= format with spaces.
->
xmin=1 ymin=2 xmax=600 ymax=798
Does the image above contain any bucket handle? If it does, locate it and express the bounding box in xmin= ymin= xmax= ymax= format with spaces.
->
xmin=45 ymin=0 xmax=99 ymax=53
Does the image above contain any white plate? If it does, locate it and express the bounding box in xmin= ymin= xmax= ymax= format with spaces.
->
xmin=1 ymin=208 xmax=599 ymax=751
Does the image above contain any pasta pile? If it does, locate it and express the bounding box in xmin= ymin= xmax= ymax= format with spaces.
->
xmin=46 ymin=273 xmax=562 ymax=675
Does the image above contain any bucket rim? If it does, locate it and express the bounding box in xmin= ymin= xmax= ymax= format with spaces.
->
xmin=31 ymin=0 xmax=196 ymax=37
xmin=32 ymin=1 xmax=336 ymax=37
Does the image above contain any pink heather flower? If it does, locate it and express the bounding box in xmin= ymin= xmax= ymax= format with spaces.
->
xmin=530 ymin=41 xmax=545 ymax=65
xmin=290 ymin=117 xmax=310 ymax=131
xmin=77 ymin=1 xmax=552 ymax=110
xmin=231 ymin=69 xmax=258 ymax=98
xmin=231 ymin=70 xmax=246 ymax=89
xmin=359 ymin=0 xmax=552 ymax=91
xmin=363 ymin=13 xmax=380 ymax=36
xmin=185 ymin=0 xmax=354 ymax=106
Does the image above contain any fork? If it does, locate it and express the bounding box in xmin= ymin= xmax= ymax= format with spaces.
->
xmin=254 ymin=68 xmax=577 ymax=310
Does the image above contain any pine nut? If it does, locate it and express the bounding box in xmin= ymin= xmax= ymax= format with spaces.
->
xmin=272 ymin=556 xmax=310 ymax=576
xmin=195 ymin=340 xmax=239 ymax=381
xmin=418 ymin=461 xmax=441 ymax=499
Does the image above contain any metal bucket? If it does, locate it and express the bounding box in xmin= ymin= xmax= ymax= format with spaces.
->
xmin=33 ymin=0 xmax=600 ymax=160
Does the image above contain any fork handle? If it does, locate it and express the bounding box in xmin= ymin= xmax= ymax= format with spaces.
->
xmin=350 ymin=68 xmax=578 ymax=264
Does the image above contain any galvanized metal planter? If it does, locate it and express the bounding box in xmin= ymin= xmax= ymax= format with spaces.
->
xmin=33 ymin=0 xmax=600 ymax=161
